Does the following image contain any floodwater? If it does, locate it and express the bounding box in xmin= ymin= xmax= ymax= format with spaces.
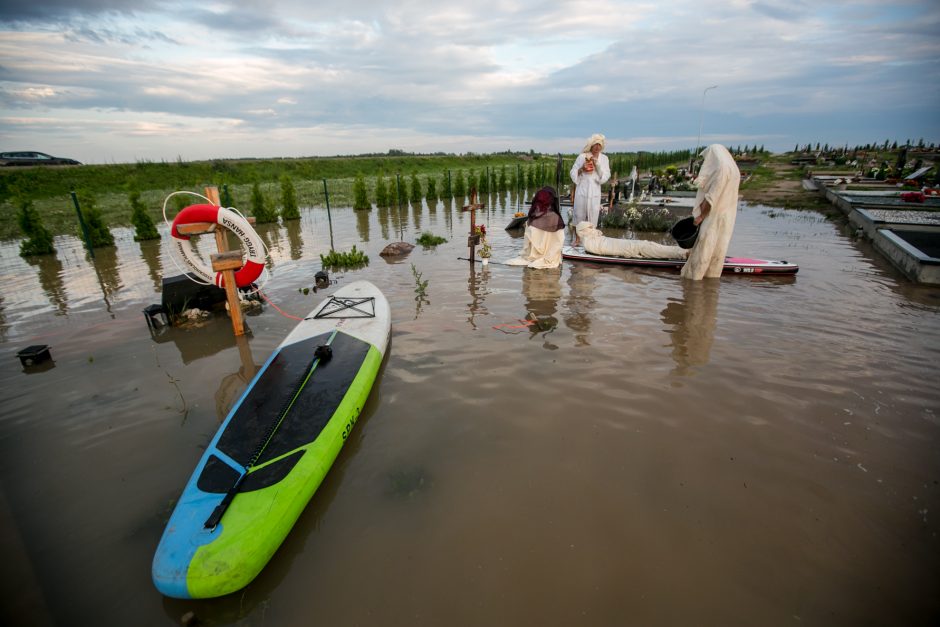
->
xmin=0 ymin=194 xmax=938 ymax=626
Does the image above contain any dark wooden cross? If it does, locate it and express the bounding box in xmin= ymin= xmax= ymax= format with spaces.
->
xmin=461 ymin=187 xmax=485 ymax=263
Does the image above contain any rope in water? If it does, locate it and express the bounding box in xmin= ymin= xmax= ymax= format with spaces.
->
xmin=257 ymin=289 xmax=304 ymax=321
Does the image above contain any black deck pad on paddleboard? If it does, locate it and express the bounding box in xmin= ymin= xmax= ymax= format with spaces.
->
xmin=198 ymin=450 xmax=306 ymax=493
xmin=215 ymin=331 xmax=370 ymax=468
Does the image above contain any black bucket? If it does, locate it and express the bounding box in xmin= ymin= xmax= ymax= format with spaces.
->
xmin=671 ymin=216 xmax=699 ymax=249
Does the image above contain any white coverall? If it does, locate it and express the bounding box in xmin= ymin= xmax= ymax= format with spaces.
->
xmin=680 ymin=144 xmax=741 ymax=280
xmin=506 ymin=225 xmax=566 ymax=269
xmin=570 ymin=152 xmax=611 ymax=226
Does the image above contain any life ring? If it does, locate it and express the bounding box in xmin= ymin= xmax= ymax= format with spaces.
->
xmin=170 ymin=204 xmax=265 ymax=288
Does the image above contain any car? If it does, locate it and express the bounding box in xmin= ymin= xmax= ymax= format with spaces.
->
xmin=0 ymin=151 xmax=82 ymax=166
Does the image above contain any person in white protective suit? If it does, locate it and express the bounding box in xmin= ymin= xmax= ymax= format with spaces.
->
xmin=575 ymin=222 xmax=689 ymax=260
xmin=569 ymin=133 xmax=611 ymax=245
xmin=507 ymin=186 xmax=567 ymax=269
xmin=681 ymin=144 xmax=741 ymax=280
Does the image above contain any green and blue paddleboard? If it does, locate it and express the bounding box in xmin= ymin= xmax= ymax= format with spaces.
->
xmin=153 ymin=280 xmax=390 ymax=598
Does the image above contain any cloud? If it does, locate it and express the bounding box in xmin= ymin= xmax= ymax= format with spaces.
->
xmin=1 ymin=0 xmax=938 ymax=163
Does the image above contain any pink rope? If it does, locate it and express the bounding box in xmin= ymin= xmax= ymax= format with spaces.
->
xmin=258 ymin=289 xmax=304 ymax=321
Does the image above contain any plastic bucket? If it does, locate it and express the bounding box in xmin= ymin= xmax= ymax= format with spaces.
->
xmin=671 ymin=216 xmax=699 ymax=249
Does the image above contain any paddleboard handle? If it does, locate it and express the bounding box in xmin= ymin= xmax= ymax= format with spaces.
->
xmin=314 ymin=345 xmax=332 ymax=362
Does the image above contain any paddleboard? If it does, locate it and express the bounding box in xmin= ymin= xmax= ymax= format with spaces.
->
xmin=153 ymin=280 xmax=390 ymax=599
xmin=562 ymin=246 xmax=799 ymax=275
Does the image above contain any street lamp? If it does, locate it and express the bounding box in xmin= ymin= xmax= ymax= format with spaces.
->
xmin=692 ymin=85 xmax=718 ymax=172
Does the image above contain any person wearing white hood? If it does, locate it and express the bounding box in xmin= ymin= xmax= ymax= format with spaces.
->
xmin=680 ymin=144 xmax=741 ymax=280
xmin=569 ymin=133 xmax=611 ymax=246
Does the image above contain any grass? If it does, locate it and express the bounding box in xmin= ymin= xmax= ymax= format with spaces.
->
xmin=0 ymin=149 xmax=696 ymax=241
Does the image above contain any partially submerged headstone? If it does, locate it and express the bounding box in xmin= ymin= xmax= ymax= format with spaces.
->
xmin=380 ymin=242 xmax=415 ymax=256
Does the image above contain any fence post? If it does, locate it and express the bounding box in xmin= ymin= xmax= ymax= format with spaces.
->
xmin=69 ymin=190 xmax=95 ymax=259
xmin=322 ymin=179 xmax=334 ymax=251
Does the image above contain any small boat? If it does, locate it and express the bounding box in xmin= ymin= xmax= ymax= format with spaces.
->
xmin=562 ymin=246 xmax=799 ymax=275
xmin=153 ymin=280 xmax=391 ymax=599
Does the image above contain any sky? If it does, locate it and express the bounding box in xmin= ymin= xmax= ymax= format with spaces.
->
xmin=0 ymin=0 xmax=938 ymax=164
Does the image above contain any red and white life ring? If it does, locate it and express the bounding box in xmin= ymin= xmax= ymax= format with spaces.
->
xmin=170 ymin=204 xmax=265 ymax=288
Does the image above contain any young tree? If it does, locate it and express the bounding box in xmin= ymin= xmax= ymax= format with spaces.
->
xmin=280 ymin=175 xmax=301 ymax=219
xmin=454 ymin=169 xmax=466 ymax=198
xmin=17 ymin=199 xmax=56 ymax=256
xmin=441 ymin=169 xmax=453 ymax=198
xmin=76 ymin=191 xmax=115 ymax=248
xmin=251 ymin=182 xmax=277 ymax=223
xmin=353 ymin=173 xmax=370 ymax=210
xmin=409 ymin=171 xmax=422 ymax=204
xmin=395 ymin=175 xmax=407 ymax=206
xmin=426 ymin=176 xmax=438 ymax=203
xmin=129 ymin=191 xmax=160 ymax=240
xmin=375 ymin=175 xmax=389 ymax=207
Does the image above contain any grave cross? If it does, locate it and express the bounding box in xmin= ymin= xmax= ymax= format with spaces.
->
xmin=461 ymin=187 xmax=485 ymax=263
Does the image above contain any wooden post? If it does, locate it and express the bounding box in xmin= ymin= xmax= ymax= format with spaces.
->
xmin=462 ymin=187 xmax=484 ymax=264
xmin=206 ymin=186 xmax=246 ymax=337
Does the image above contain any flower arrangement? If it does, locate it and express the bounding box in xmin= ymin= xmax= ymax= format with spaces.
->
xmin=474 ymin=225 xmax=492 ymax=258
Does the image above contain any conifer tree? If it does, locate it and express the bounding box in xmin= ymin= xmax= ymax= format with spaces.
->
xmin=454 ymin=169 xmax=466 ymax=198
xmin=409 ymin=171 xmax=422 ymax=204
xmin=281 ymin=175 xmax=301 ymax=219
xmin=395 ymin=175 xmax=407 ymax=206
xmin=353 ymin=173 xmax=370 ymax=210
xmin=251 ymin=182 xmax=277 ymax=223
xmin=442 ymin=169 xmax=453 ymax=198
xmin=76 ymin=192 xmax=115 ymax=248
xmin=426 ymin=177 xmax=438 ymax=202
xmin=129 ymin=191 xmax=160 ymax=241
xmin=17 ymin=199 xmax=56 ymax=256
xmin=375 ymin=175 xmax=389 ymax=207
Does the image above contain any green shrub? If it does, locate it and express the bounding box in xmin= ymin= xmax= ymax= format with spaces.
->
xmin=395 ymin=176 xmax=407 ymax=205
xmin=17 ymin=199 xmax=56 ymax=256
xmin=426 ymin=177 xmax=438 ymax=202
xmin=454 ymin=169 xmax=466 ymax=198
xmin=76 ymin=192 xmax=115 ymax=248
xmin=375 ymin=175 xmax=389 ymax=207
xmin=416 ymin=231 xmax=447 ymax=247
xmin=353 ymin=173 xmax=370 ymax=210
xmin=251 ymin=182 xmax=278 ymax=223
xmin=320 ymin=245 xmax=369 ymax=269
xmin=280 ymin=175 xmax=300 ymax=219
xmin=129 ymin=191 xmax=160 ymax=241
xmin=441 ymin=169 xmax=453 ymax=198
xmin=409 ymin=171 xmax=422 ymax=204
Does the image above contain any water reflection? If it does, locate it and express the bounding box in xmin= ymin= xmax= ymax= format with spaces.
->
xmin=26 ymin=253 xmax=68 ymax=315
xmin=150 ymin=317 xmax=239 ymax=365
xmin=564 ymin=263 xmax=600 ymax=346
xmin=660 ymin=278 xmax=720 ymax=376
xmin=466 ymin=264 xmax=491 ymax=329
xmin=522 ymin=267 xmax=562 ymax=350
xmin=354 ymin=209 xmax=371 ymax=243
xmin=410 ymin=202 xmax=422 ymax=231
xmin=138 ymin=239 xmax=164 ymax=294
xmin=285 ymin=220 xmax=304 ymax=260
xmin=214 ymin=334 xmax=260 ymax=422
xmin=93 ymin=246 xmax=122 ymax=314
xmin=377 ymin=206 xmax=391 ymax=240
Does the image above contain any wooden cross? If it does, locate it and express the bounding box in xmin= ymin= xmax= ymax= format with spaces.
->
xmin=174 ymin=186 xmax=254 ymax=337
xmin=461 ymin=187 xmax=485 ymax=263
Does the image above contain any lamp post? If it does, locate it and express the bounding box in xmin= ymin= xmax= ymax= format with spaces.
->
xmin=692 ymin=85 xmax=718 ymax=172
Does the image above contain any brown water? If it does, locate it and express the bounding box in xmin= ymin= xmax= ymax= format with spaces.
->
xmin=1 ymin=196 xmax=938 ymax=626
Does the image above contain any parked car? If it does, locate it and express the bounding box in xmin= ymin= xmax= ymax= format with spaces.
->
xmin=0 ymin=151 xmax=82 ymax=166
